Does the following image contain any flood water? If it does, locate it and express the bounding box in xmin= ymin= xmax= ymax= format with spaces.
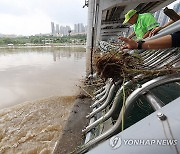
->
xmin=0 ymin=46 xmax=86 ymax=154
xmin=0 ymin=46 xmax=86 ymax=109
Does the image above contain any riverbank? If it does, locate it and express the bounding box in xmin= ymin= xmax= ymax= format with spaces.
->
xmin=53 ymin=80 xmax=100 ymax=154
xmin=53 ymin=95 xmax=92 ymax=154
xmin=0 ymin=43 xmax=86 ymax=49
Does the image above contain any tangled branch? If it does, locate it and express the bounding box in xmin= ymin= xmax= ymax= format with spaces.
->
xmin=95 ymin=52 xmax=180 ymax=81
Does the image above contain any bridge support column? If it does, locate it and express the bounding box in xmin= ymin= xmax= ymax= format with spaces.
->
xmin=86 ymin=0 xmax=96 ymax=76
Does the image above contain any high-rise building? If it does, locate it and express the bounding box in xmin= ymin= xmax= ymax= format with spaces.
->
xmin=65 ymin=26 xmax=71 ymax=35
xmin=51 ymin=22 xmax=55 ymax=36
xmin=74 ymin=23 xmax=86 ymax=34
xmin=56 ymin=24 xmax=60 ymax=35
xmin=74 ymin=24 xmax=78 ymax=33
xmin=60 ymin=26 xmax=64 ymax=36
xmin=52 ymin=22 xmax=86 ymax=36
xmin=59 ymin=25 xmax=71 ymax=36
xmin=79 ymin=23 xmax=85 ymax=33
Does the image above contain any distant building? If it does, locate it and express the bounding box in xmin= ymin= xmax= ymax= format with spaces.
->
xmin=66 ymin=26 xmax=71 ymax=35
xmin=51 ymin=22 xmax=86 ymax=36
xmin=74 ymin=24 xmax=78 ymax=33
xmin=60 ymin=26 xmax=64 ymax=36
xmin=74 ymin=23 xmax=86 ymax=34
xmin=56 ymin=24 xmax=60 ymax=35
xmin=51 ymin=22 xmax=55 ymax=36
xmin=59 ymin=25 xmax=71 ymax=36
xmin=79 ymin=23 xmax=85 ymax=33
xmin=85 ymin=25 xmax=88 ymax=33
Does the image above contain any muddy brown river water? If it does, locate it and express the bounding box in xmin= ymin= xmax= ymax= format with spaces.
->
xmin=0 ymin=46 xmax=86 ymax=153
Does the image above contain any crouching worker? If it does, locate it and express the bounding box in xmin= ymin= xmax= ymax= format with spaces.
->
xmin=123 ymin=9 xmax=159 ymax=40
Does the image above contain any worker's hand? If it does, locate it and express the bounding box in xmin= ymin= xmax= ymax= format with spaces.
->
xmin=149 ymin=27 xmax=162 ymax=37
xmin=118 ymin=37 xmax=138 ymax=50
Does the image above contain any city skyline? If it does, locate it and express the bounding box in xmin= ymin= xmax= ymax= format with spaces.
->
xmin=0 ymin=0 xmax=88 ymax=36
xmin=0 ymin=0 xmax=179 ymax=36
xmin=51 ymin=22 xmax=87 ymax=36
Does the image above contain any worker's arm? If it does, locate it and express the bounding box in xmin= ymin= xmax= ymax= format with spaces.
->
xmin=142 ymin=35 xmax=172 ymax=49
xmin=149 ymin=12 xmax=180 ymax=37
xmin=127 ymin=32 xmax=135 ymax=39
xmin=119 ymin=35 xmax=172 ymax=50
xmin=142 ymin=31 xmax=151 ymax=39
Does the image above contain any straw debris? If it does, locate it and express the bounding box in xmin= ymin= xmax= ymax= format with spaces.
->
xmin=95 ymin=52 xmax=179 ymax=81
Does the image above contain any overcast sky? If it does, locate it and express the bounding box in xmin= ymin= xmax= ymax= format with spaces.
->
xmin=0 ymin=0 xmax=179 ymax=36
xmin=0 ymin=0 xmax=88 ymax=35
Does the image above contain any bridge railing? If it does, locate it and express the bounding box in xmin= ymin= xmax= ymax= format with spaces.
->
xmin=77 ymin=20 xmax=180 ymax=154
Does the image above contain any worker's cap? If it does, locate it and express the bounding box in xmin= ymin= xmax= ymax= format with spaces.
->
xmin=123 ymin=9 xmax=137 ymax=24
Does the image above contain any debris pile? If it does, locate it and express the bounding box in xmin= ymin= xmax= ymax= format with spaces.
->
xmin=95 ymin=52 xmax=179 ymax=81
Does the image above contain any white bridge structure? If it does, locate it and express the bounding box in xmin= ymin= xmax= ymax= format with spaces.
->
xmin=79 ymin=0 xmax=180 ymax=154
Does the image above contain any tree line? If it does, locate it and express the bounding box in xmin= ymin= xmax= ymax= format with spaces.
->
xmin=0 ymin=34 xmax=87 ymax=45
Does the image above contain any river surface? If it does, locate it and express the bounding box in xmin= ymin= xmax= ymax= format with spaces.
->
xmin=0 ymin=46 xmax=86 ymax=153
xmin=0 ymin=46 xmax=86 ymax=109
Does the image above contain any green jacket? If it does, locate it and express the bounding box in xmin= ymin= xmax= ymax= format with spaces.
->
xmin=133 ymin=13 xmax=159 ymax=39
